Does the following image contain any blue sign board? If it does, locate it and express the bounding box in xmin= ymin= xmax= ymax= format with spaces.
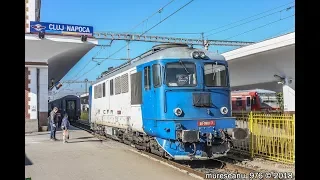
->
xmin=29 ymin=21 xmax=94 ymax=37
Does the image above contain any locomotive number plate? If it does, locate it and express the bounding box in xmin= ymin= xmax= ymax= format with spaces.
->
xmin=198 ymin=120 xmax=215 ymax=126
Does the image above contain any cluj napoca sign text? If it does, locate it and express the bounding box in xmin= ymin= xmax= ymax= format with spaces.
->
xmin=29 ymin=21 xmax=94 ymax=37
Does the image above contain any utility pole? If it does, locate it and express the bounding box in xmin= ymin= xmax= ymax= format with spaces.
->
xmin=61 ymin=80 xmax=94 ymax=95
xmin=127 ymin=40 xmax=130 ymax=60
xmin=85 ymin=78 xmax=88 ymax=94
xmin=200 ymin=32 xmax=209 ymax=50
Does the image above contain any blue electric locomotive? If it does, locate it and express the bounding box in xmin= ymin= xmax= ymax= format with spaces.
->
xmin=89 ymin=43 xmax=248 ymax=160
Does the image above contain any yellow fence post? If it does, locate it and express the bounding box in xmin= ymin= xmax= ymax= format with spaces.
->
xmin=232 ymin=111 xmax=295 ymax=164
xmin=292 ymin=114 xmax=295 ymax=163
xmin=249 ymin=111 xmax=254 ymax=158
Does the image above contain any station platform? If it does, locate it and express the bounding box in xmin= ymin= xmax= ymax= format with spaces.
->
xmin=25 ymin=126 xmax=196 ymax=180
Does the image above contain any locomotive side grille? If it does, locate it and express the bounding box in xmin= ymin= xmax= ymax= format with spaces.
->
xmin=192 ymin=93 xmax=212 ymax=107
xmin=121 ymin=74 xmax=129 ymax=93
xmin=115 ymin=76 xmax=121 ymax=94
xmin=181 ymin=130 xmax=199 ymax=143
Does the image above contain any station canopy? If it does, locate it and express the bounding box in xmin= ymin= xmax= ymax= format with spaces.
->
xmin=25 ymin=21 xmax=98 ymax=88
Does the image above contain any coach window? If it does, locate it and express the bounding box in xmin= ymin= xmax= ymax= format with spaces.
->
xmin=236 ymin=98 xmax=242 ymax=106
xmin=144 ymin=66 xmax=151 ymax=90
xmin=246 ymin=97 xmax=251 ymax=106
xmin=94 ymin=86 xmax=97 ymax=99
xmin=103 ymin=82 xmax=106 ymax=97
xmin=110 ymin=79 xmax=114 ymax=96
xmin=97 ymin=84 xmax=102 ymax=98
xmin=152 ymin=64 xmax=162 ymax=88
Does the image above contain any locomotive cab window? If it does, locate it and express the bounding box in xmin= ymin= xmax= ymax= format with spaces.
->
xmin=152 ymin=64 xmax=162 ymax=88
xmin=144 ymin=66 xmax=151 ymax=90
xmin=204 ymin=63 xmax=228 ymax=87
xmin=165 ymin=62 xmax=196 ymax=87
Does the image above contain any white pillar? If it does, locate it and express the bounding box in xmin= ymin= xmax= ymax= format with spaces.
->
xmin=283 ymin=78 xmax=295 ymax=112
xmin=39 ymin=68 xmax=48 ymax=113
xmin=28 ymin=67 xmax=38 ymax=120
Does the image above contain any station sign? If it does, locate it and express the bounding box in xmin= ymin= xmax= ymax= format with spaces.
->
xmin=29 ymin=21 xmax=94 ymax=37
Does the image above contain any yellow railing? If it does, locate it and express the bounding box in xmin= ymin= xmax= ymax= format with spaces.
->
xmin=249 ymin=112 xmax=295 ymax=164
xmin=232 ymin=111 xmax=295 ymax=164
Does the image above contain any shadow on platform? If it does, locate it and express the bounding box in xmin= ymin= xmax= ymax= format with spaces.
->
xmin=67 ymin=139 xmax=102 ymax=144
xmin=74 ymin=136 xmax=94 ymax=140
xmin=25 ymin=154 xmax=33 ymax=166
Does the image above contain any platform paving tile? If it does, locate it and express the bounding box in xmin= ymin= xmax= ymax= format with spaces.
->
xmin=25 ymin=126 xmax=197 ymax=180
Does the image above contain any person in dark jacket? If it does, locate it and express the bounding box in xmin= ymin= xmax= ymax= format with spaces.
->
xmin=49 ymin=107 xmax=58 ymax=141
xmin=57 ymin=109 xmax=62 ymax=128
xmin=61 ymin=114 xmax=70 ymax=143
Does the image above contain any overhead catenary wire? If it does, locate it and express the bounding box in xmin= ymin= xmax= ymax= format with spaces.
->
xmin=93 ymin=0 xmax=196 ymax=63
xmin=67 ymin=47 xmax=105 ymax=82
xmin=145 ymin=32 xmax=202 ymax=35
xmin=261 ymin=26 xmax=295 ymax=41
xmin=223 ymin=14 xmax=295 ymax=41
xmin=57 ymin=0 xmax=177 ymax=92
xmin=56 ymin=0 xmax=194 ymax=96
xmin=219 ymin=37 xmax=294 ymax=56
xmin=204 ymin=1 xmax=294 ymax=35
xmin=128 ymin=0 xmax=177 ymax=32
xmin=144 ymin=2 xmax=295 ymax=38
xmin=69 ymin=0 xmax=195 ymax=83
xmin=205 ymin=5 xmax=295 ymax=38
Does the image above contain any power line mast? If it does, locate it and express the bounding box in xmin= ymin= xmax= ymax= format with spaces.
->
xmin=62 ymin=79 xmax=94 ymax=94
xmin=61 ymin=80 xmax=95 ymax=84
xmin=94 ymin=32 xmax=254 ymax=50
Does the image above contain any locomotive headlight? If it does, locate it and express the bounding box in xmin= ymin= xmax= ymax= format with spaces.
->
xmin=174 ymin=107 xmax=183 ymax=116
xmin=191 ymin=51 xmax=200 ymax=59
xmin=199 ymin=51 xmax=206 ymax=59
xmin=220 ymin=107 xmax=228 ymax=115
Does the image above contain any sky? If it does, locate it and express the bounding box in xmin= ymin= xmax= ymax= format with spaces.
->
xmin=41 ymin=0 xmax=295 ymax=98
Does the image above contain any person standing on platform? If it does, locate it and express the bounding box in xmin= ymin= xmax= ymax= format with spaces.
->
xmin=57 ymin=108 xmax=62 ymax=128
xmin=61 ymin=114 xmax=70 ymax=143
xmin=49 ymin=107 xmax=58 ymax=141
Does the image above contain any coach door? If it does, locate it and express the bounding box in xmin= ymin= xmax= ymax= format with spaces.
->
xmin=130 ymin=69 xmax=143 ymax=129
xmin=66 ymin=100 xmax=76 ymax=121
xmin=152 ymin=64 xmax=162 ymax=117
xmin=245 ymin=96 xmax=251 ymax=111
xmin=142 ymin=66 xmax=153 ymax=119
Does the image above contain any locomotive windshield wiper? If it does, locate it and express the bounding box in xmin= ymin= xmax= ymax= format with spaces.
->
xmin=179 ymin=60 xmax=190 ymax=74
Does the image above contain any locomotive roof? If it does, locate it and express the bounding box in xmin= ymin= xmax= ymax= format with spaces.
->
xmin=94 ymin=45 xmax=226 ymax=85
xmin=48 ymin=95 xmax=79 ymax=103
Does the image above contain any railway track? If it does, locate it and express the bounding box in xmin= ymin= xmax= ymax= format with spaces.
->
xmin=71 ymin=120 xmax=292 ymax=180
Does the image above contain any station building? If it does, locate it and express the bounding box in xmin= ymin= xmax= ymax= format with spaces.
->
xmin=25 ymin=0 xmax=98 ymax=132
